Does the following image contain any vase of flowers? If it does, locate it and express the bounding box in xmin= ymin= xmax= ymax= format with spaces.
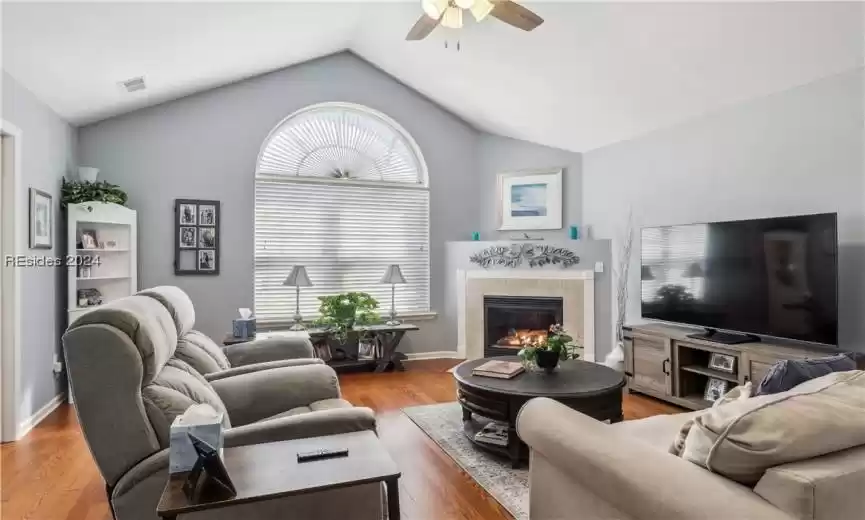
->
xmin=518 ymin=324 xmax=579 ymax=374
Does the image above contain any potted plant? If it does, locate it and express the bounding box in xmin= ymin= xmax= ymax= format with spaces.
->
xmin=313 ymin=292 xmax=379 ymax=360
xmin=61 ymin=178 xmax=128 ymax=207
xmin=518 ymin=324 xmax=580 ymax=374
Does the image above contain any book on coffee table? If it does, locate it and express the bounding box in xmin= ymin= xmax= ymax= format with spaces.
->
xmin=473 ymin=422 xmax=508 ymax=447
xmin=471 ymin=360 xmax=524 ymax=379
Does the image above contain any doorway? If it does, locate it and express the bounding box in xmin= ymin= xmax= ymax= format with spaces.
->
xmin=1 ymin=121 xmax=22 ymax=442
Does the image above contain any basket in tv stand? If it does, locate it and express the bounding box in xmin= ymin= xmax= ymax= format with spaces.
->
xmin=622 ymin=323 xmax=841 ymax=410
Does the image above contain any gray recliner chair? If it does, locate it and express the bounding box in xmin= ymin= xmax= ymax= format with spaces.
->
xmin=137 ymin=286 xmax=322 ymax=381
xmin=63 ymin=294 xmax=383 ymax=520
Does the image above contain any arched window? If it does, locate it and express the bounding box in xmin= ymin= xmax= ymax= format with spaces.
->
xmin=254 ymin=102 xmax=430 ymax=324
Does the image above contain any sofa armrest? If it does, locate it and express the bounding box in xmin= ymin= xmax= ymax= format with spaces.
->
xmin=225 ymin=407 xmax=376 ymax=447
xmin=517 ymin=398 xmax=793 ymax=520
xmin=204 ymin=358 xmax=324 ymax=382
xmin=112 ymin=448 xmax=169 ymax=501
xmin=210 ymin=363 xmax=341 ymax=426
xmin=223 ymin=336 xmax=315 ymax=367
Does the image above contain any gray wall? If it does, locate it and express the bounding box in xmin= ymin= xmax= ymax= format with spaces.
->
xmin=2 ymin=71 xmax=77 ymax=422
xmin=477 ymin=134 xmax=583 ymax=240
xmin=78 ymin=52 xmax=481 ymax=351
xmin=583 ymin=69 xmax=865 ymax=351
xmin=443 ymin=240 xmax=614 ymax=361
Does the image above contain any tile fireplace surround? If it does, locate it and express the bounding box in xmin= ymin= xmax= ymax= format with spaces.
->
xmin=457 ymin=269 xmax=595 ymax=362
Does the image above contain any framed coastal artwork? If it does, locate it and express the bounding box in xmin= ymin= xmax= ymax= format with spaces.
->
xmin=497 ymin=168 xmax=563 ymax=231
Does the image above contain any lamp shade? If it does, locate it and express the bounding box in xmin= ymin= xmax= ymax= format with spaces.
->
xmin=380 ymin=264 xmax=407 ymax=284
xmin=283 ymin=265 xmax=312 ymax=287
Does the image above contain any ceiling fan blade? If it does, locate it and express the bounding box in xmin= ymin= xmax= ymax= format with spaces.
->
xmin=490 ymin=0 xmax=544 ymax=31
xmin=406 ymin=13 xmax=441 ymax=41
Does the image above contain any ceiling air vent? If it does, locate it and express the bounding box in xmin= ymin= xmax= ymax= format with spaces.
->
xmin=121 ymin=76 xmax=146 ymax=92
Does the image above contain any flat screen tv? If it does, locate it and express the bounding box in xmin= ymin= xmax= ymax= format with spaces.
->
xmin=640 ymin=213 xmax=838 ymax=345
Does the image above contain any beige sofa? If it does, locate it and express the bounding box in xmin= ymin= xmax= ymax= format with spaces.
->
xmin=518 ymin=395 xmax=865 ymax=520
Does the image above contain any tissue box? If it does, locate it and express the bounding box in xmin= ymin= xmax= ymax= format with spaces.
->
xmin=232 ymin=318 xmax=256 ymax=339
xmin=169 ymin=406 xmax=225 ymax=474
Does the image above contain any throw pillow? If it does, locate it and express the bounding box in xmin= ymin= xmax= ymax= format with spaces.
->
xmin=670 ymin=382 xmax=752 ymax=456
xmin=675 ymin=370 xmax=865 ymax=486
xmin=755 ymin=353 xmax=857 ymax=396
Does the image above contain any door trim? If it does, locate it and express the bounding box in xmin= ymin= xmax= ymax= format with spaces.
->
xmin=1 ymin=120 xmax=23 ymax=442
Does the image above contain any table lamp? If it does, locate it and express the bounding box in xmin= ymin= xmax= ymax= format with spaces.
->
xmin=283 ymin=266 xmax=312 ymax=330
xmin=380 ymin=264 xmax=406 ymax=326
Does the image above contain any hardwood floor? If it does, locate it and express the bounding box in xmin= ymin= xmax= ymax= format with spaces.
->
xmin=1 ymin=359 xmax=681 ymax=520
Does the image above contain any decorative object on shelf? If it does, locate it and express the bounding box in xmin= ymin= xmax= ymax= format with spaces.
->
xmin=471 ymin=231 xmax=480 ymax=241
xmin=79 ymin=229 xmax=99 ymax=249
xmin=104 ymin=240 xmax=118 ymax=249
xmin=357 ymin=333 xmax=376 ymax=361
xmin=469 ymin=243 xmax=579 ymax=269
xmin=704 ymin=377 xmax=729 ymax=402
xmin=77 ymin=166 xmax=99 ymax=183
xmin=380 ymin=264 xmax=407 ymax=326
xmin=497 ymin=168 xmax=563 ymax=231
xmin=78 ymin=265 xmax=91 ymax=278
xmin=283 ymin=266 xmax=312 ymax=331
xmin=509 ymin=232 xmax=544 ymax=241
xmin=708 ymin=352 xmax=736 ymax=373
xmin=640 ymin=265 xmax=655 ymax=281
xmin=60 ymin=178 xmax=127 ymax=206
xmin=313 ymin=292 xmax=380 ymax=344
xmin=517 ymin=324 xmax=580 ymax=374
xmin=605 ymin=210 xmax=634 ymax=371
xmin=77 ymin=288 xmax=102 ymax=307
xmin=313 ymin=342 xmax=333 ymax=362
xmin=29 ymin=188 xmax=53 ymax=249
xmin=174 ymin=199 xmax=220 ymax=275
xmin=569 ymin=225 xmax=579 ymax=240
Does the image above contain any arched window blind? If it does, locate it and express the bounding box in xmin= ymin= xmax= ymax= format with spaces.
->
xmin=254 ymin=103 xmax=430 ymax=324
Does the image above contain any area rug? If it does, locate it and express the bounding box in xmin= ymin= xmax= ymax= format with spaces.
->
xmin=402 ymin=402 xmax=529 ymax=520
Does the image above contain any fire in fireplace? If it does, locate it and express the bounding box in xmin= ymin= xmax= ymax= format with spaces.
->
xmin=483 ymin=296 xmax=564 ymax=358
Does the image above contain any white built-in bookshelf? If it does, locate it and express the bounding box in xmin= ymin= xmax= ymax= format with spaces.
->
xmin=66 ymin=202 xmax=138 ymax=324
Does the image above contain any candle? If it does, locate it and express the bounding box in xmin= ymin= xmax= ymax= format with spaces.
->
xmin=569 ymin=226 xmax=579 ymax=240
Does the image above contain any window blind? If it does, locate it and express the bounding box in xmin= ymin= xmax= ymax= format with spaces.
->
xmin=254 ymin=103 xmax=430 ymax=324
xmin=641 ymin=224 xmax=708 ymax=302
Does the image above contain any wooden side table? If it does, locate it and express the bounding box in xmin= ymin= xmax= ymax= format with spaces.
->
xmin=157 ymin=431 xmax=400 ymax=519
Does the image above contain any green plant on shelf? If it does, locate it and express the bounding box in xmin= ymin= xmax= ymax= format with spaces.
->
xmin=312 ymin=292 xmax=380 ymax=343
xmin=61 ymin=178 xmax=128 ymax=207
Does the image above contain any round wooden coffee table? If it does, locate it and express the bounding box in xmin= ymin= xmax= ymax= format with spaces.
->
xmin=453 ymin=356 xmax=626 ymax=468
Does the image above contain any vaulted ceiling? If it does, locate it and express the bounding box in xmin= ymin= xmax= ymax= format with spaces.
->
xmin=3 ymin=1 xmax=863 ymax=152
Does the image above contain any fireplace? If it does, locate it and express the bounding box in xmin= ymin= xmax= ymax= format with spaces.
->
xmin=483 ymin=296 xmax=564 ymax=358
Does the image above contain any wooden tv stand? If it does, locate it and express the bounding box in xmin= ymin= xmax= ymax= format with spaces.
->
xmin=623 ymin=323 xmax=841 ymax=410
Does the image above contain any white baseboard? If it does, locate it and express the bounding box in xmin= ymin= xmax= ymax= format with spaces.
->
xmin=17 ymin=393 xmax=65 ymax=440
xmin=404 ymin=351 xmax=464 ymax=361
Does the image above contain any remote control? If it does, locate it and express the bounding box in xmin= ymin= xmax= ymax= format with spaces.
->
xmin=296 ymin=448 xmax=349 ymax=463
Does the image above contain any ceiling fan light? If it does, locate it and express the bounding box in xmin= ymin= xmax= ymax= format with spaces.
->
xmin=469 ymin=0 xmax=494 ymax=21
xmin=454 ymin=0 xmax=476 ymax=9
xmin=421 ymin=0 xmax=448 ymax=19
xmin=440 ymin=7 xmax=464 ymax=29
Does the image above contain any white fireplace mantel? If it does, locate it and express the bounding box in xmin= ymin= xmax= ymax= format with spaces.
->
xmin=456 ymin=268 xmax=596 ymax=362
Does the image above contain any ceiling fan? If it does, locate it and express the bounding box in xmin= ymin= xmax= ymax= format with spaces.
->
xmin=406 ymin=0 xmax=544 ymax=41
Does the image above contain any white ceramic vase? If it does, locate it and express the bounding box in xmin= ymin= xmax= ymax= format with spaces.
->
xmin=78 ymin=166 xmax=99 ymax=183
xmin=603 ymin=341 xmax=625 ymax=371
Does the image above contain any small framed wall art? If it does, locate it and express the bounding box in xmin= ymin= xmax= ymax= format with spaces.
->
xmin=497 ymin=168 xmax=563 ymax=231
xmin=29 ymin=188 xmax=53 ymax=249
xmin=174 ymin=199 xmax=220 ymax=275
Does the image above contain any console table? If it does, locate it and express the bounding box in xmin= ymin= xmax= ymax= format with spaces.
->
xmin=223 ymin=323 xmax=419 ymax=374
xmin=623 ymin=323 xmax=844 ymax=410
